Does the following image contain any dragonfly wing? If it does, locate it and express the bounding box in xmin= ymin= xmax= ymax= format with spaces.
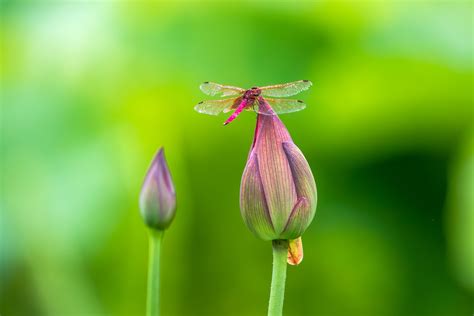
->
xmin=223 ymin=97 xmax=243 ymax=113
xmin=255 ymin=98 xmax=307 ymax=115
xmin=194 ymin=98 xmax=236 ymax=116
xmin=200 ymin=82 xmax=245 ymax=97
xmin=260 ymin=80 xmax=312 ymax=97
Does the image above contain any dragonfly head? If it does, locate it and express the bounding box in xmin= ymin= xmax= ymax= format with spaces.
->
xmin=246 ymin=87 xmax=261 ymax=98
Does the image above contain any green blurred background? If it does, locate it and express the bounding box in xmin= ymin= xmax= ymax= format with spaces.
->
xmin=1 ymin=1 xmax=473 ymax=315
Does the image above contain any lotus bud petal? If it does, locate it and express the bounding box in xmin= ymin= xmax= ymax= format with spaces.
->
xmin=139 ymin=148 xmax=177 ymax=230
xmin=240 ymin=100 xmax=317 ymax=241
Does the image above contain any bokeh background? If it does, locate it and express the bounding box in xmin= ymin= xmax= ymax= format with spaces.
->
xmin=1 ymin=1 xmax=473 ymax=316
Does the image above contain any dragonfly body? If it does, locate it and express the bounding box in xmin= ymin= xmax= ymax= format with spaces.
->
xmin=223 ymin=87 xmax=261 ymax=125
xmin=195 ymin=80 xmax=312 ymax=125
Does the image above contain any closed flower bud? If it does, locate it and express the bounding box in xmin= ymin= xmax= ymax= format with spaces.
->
xmin=240 ymin=100 xmax=317 ymax=241
xmin=140 ymin=148 xmax=176 ymax=230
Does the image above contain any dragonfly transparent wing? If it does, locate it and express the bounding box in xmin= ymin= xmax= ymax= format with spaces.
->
xmin=194 ymin=98 xmax=237 ymax=116
xmin=255 ymin=97 xmax=307 ymax=115
xmin=259 ymin=80 xmax=312 ymax=97
xmin=200 ymin=82 xmax=245 ymax=97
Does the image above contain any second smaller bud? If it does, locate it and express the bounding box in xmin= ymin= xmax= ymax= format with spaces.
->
xmin=139 ymin=148 xmax=177 ymax=231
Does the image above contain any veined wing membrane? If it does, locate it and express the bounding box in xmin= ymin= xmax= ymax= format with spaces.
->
xmin=194 ymin=98 xmax=236 ymax=116
xmin=200 ymin=82 xmax=245 ymax=97
xmin=256 ymin=98 xmax=306 ymax=115
xmin=260 ymin=80 xmax=312 ymax=97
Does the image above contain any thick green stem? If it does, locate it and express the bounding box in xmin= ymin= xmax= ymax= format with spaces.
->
xmin=146 ymin=229 xmax=163 ymax=316
xmin=268 ymin=239 xmax=289 ymax=316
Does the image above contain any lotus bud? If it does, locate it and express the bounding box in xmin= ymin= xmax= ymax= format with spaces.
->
xmin=240 ymin=99 xmax=317 ymax=241
xmin=139 ymin=148 xmax=177 ymax=230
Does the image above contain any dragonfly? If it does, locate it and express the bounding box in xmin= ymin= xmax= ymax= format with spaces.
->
xmin=195 ymin=80 xmax=312 ymax=125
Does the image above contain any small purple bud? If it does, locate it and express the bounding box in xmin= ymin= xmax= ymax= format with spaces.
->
xmin=140 ymin=148 xmax=177 ymax=230
xmin=240 ymin=100 xmax=317 ymax=241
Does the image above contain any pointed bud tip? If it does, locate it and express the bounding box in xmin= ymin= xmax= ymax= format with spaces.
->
xmin=155 ymin=147 xmax=165 ymax=160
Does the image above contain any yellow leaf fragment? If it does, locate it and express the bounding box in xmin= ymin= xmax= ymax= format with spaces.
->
xmin=287 ymin=237 xmax=303 ymax=265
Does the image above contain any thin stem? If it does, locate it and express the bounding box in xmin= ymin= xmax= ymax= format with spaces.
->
xmin=146 ymin=229 xmax=164 ymax=316
xmin=268 ymin=239 xmax=289 ymax=316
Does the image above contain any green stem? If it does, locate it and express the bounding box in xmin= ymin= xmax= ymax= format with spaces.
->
xmin=146 ymin=229 xmax=163 ymax=316
xmin=268 ymin=239 xmax=289 ymax=316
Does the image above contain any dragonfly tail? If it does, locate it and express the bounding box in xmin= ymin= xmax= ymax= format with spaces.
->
xmin=223 ymin=99 xmax=247 ymax=126
xmin=223 ymin=114 xmax=237 ymax=125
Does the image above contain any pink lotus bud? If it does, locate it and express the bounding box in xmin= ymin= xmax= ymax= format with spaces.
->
xmin=240 ymin=100 xmax=317 ymax=241
xmin=139 ymin=148 xmax=177 ymax=230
